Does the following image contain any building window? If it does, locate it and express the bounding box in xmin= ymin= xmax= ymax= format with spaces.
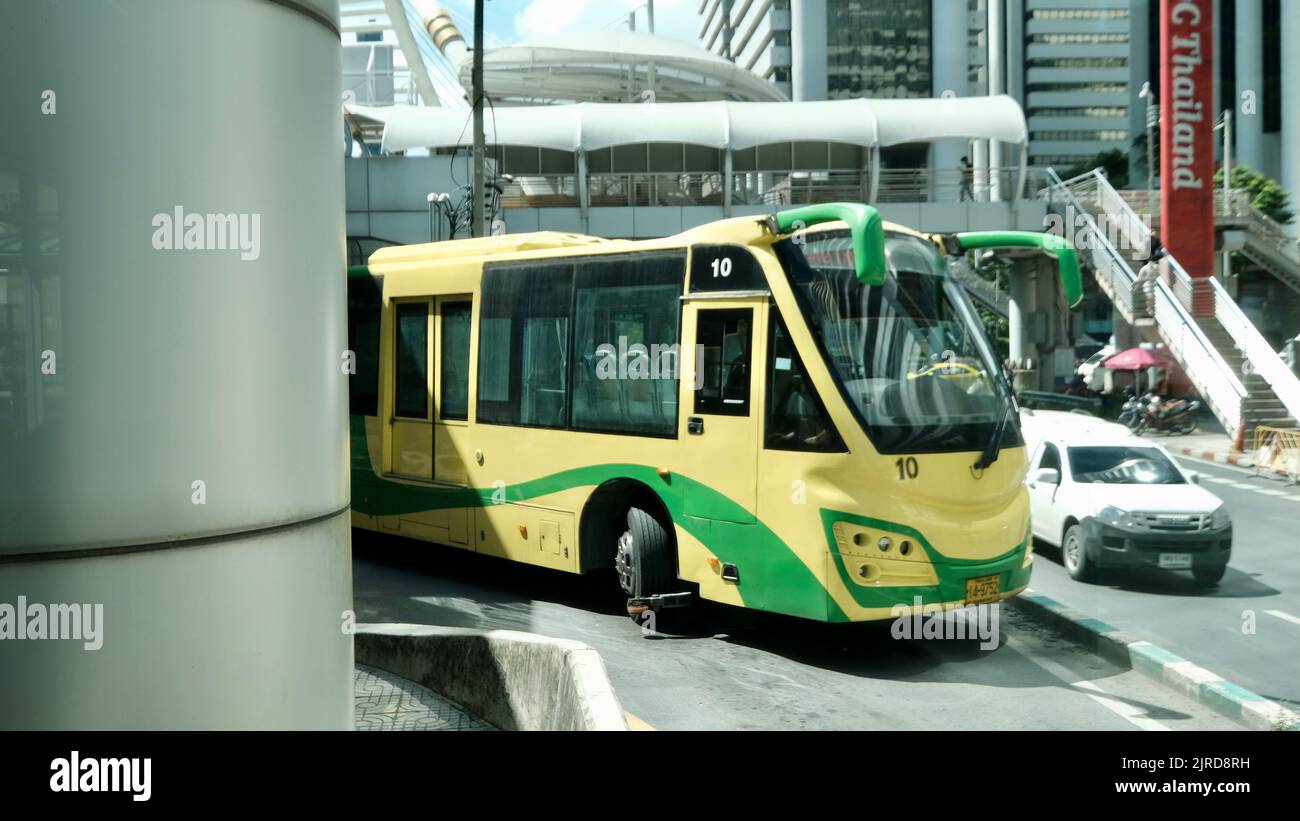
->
xmin=824 ymin=0 xmax=931 ymax=99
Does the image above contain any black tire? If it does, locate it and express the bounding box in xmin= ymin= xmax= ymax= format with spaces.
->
xmin=615 ymin=507 xmax=675 ymax=599
xmin=1192 ymin=565 xmax=1226 ymax=586
xmin=1062 ymin=524 xmax=1097 ymax=583
xmin=1178 ymin=417 xmax=1198 ymax=435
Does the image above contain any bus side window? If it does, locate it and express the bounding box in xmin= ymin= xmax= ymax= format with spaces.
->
xmin=346 ymin=273 xmax=383 ymax=416
xmin=477 ymin=260 xmax=574 ymax=429
xmin=694 ymin=309 xmax=752 ymax=416
xmin=765 ymin=312 xmax=846 ymax=452
xmin=394 ymin=301 xmax=430 ymax=419
xmin=439 ymin=300 xmax=471 ymax=421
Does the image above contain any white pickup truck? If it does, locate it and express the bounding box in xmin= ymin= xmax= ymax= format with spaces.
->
xmin=1019 ymin=410 xmax=1232 ymax=586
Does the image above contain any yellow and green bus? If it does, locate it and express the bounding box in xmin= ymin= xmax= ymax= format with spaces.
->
xmin=346 ymin=203 xmax=1081 ymax=623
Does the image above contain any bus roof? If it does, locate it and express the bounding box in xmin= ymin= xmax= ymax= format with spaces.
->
xmin=364 ymin=216 xmax=937 ymax=269
xmin=369 ymin=231 xmax=621 ymax=265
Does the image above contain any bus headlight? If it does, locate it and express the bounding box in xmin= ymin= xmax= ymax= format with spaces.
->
xmin=1210 ymin=505 xmax=1231 ymax=531
xmin=1097 ymin=506 xmax=1138 ymax=530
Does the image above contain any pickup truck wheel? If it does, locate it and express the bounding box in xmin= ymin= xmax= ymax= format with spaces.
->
xmin=1062 ymin=524 xmax=1097 ymax=583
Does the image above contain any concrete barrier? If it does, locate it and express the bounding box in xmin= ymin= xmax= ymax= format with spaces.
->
xmin=354 ymin=624 xmax=628 ymax=731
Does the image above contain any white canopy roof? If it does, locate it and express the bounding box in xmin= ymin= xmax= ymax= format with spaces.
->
xmin=348 ymin=95 xmax=1028 ymax=155
xmin=466 ymin=31 xmax=787 ymax=104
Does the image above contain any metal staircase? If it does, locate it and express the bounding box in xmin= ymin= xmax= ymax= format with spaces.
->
xmin=1041 ymin=169 xmax=1300 ymax=443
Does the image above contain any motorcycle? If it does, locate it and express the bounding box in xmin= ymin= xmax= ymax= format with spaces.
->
xmin=1116 ymin=389 xmax=1145 ymax=430
xmin=1134 ymin=393 xmax=1200 ymax=435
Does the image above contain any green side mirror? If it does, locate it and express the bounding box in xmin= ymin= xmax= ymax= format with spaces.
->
xmin=953 ymin=230 xmax=1084 ymax=308
xmin=772 ymin=202 xmax=887 ymax=286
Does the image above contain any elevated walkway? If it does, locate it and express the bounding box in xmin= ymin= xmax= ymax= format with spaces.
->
xmin=1042 ymin=170 xmax=1300 ymax=444
xmin=1117 ymin=189 xmax=1300 ymax=298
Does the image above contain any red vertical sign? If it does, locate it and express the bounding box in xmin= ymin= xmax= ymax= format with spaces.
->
xmin=1160 ymin=0 xmax=1215 ymax=315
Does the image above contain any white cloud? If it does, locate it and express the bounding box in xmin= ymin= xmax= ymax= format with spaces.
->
xmin=512 ymin=0 xmax=703 ymax=46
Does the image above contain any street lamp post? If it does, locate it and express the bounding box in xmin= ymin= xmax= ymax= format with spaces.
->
xmin=471 ymin=0 xmax=486 ymax=237
xmin=1139 ymin=81 xmax=1157 ymax=199
xmin=1216 ymin=109 xmax=1234 ymax=284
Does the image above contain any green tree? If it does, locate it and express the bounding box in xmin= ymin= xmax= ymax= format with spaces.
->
xmin=1062 ymin=148 xmax=1130 ymax=189
xmin=1214 ymin=164 xmax=1294 ymax=225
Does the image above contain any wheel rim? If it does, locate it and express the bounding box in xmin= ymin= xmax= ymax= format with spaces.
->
xmin=1064 ymin=534 xmax=1081 ymax=572
xmin=615 ymin=530 xmax=637 ymax=595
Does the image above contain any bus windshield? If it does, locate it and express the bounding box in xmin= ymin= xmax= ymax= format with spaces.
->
xmin=775 ymin=229 xmax=1020 ymax=455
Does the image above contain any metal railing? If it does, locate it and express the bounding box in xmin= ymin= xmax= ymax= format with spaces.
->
xmin=1202 ymin=267 xmax=1300 ymax=423
xmin=494 ymin=167 xmax=1055 ymax=210
xmin=498 ymin=175 xmax=582 ymax=208
xmin=1120 ymin=188 xmax=1300 ymax=267
xmin=747 ymin=170 xmax=866 ymax=206
xmin=1041 ymin=168 xmax=1249 ymax=437
xmin=1104 ymin=181 xmax=1300 ymax=425
xmin=585 ymin=173 xmax=726 ymax=207
xmin=873 ymin=167 xmax=1037 ymax=204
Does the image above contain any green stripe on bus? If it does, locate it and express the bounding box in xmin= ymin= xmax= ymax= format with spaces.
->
xmin=349 ymin=417 xmax=1028 ymax=620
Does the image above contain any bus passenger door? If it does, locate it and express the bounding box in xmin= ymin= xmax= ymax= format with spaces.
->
xmin=680 ymin=300 xmax=763 ymax=524
xmin=389 ymin=299 xmax=434 ymax=482
xmin=433 ymin=296 xmax=472 ymax=546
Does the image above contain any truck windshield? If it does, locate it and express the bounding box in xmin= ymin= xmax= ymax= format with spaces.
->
xmin=774 ymin=228 xmax=1020 ymax=455
xmin=1068 ymin=446 xmax=1186 ymax=484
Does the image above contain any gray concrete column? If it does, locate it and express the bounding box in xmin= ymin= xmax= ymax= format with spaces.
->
xmin=0 ymin=0 xmax=353 ymax=728
xmin=1235 ymin=0 xmax=1266 ymax=173
xmin=1009 ymin=268 xmax=1036 ymax=371
xmin=791 ymin=0 xmax=828 ymax=102
xmin=932 ymin=0 xmax=969 ymax=180
xmin=1282 ymin=0 xmax=1300 ymax=236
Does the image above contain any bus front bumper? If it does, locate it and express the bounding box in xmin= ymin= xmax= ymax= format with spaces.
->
xmin=828 ymin=542 xmax=1033 ymax=622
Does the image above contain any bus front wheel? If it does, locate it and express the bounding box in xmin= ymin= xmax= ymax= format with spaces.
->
xmin=615 ymin=507 xmax=675 ymax=599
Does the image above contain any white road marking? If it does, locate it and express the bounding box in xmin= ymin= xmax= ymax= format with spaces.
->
xmin=1002 ymin=635 xmax=1170 ymax=731
xmin=1254 ymin=488 xmax=1290 ymax=496
xmin=1265 ymin=610 xmax=1300 ymax=628
xmin=1199 ymin=475 xmax=1231 ymax=483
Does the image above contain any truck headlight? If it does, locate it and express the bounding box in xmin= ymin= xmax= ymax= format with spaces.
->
xmin=1210 ymin=505 xmax=1231 ymax=530
xmin=1097 ymin=505 xmax=1138 ymax=529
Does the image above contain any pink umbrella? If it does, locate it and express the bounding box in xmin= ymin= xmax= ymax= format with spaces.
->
xmin=1102 ymin=346 xmax=1176 ymax=371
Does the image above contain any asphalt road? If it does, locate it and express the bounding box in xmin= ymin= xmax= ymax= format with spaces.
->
xmin=352 ymin=530 xmax=1239 ymax=731
xmin=1025 ymin=451 xmax=1300 ymax=710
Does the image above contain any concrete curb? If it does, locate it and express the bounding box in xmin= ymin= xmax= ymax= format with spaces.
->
xmin=1173 ymin=444 xmax=1299 ymax=482
xmin=1008 ymin=594 xmax=1300 ymax=731
xmin=354 ymin=623 xmax=628 ymax=731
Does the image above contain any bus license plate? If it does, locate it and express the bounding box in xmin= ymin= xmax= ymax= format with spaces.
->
xmin=965 ymin=574 xmax=1001 ymax=605
xmin=1158 ymin=553 xmax=1193 ymax=569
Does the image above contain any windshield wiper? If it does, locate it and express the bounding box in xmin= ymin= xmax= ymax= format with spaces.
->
xmin=973 ymin=399 xmax=1013 ymax=471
